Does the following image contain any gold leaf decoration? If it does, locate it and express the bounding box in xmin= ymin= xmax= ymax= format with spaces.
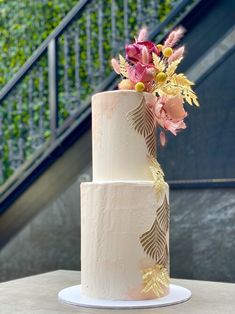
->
xmin=155 ymin=84 xmax=180 ymax=97
xmin=119 ymin=54 xmax=129 ymax=78
xmin=157 ymin=81 xmax=199 ymax=107
xmin=149 ymin=155 xmax=165 ymax=196
xmin=140 ymin=217 xmax=167 ymax=264
xmin=158 ymin=244 xmax=169 ymax=270
xmin=156 ymin=195 xmax=169 ymax=233
xmin=154 ymin=71 xmax=199 ymax=107
xmin=171 ymin=73 xmax=199 ymax=107
xmin=171 ymin=73 xmax=194 ymax=87
xmin=187 ymin=90 xmax=199 ymax=107
xmin=166 ymin=57 xmax=182 ymax=77
xmin=139 ymin=195 xmax=169 ymax=266
xmin=127 ymin=96 xmax=154 ymax=138
xmin=142 ymin=264 xmax=169 ymax=298
xmin=145 ymin=131 xmax=156 ymax=156
xmin=152 ymin=53 xmax=165 ymax=72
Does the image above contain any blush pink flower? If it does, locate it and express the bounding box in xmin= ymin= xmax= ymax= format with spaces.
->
xmin=153 ymin=96 xmax=187 ymax=136
xmin=163 ymin=119 xmax=186 ymax=136
xmin=163 ymin=96 xmax=187 ymax=121
xmin=160 ymin=131 xmax=167 ymax=146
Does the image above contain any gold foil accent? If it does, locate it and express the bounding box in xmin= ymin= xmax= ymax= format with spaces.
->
xmin=152 ymin=54 xmax=166 ymax=72
xmin=166 ymin=58 xmax=182 ymax=77
xmin=140 ymin=195 xmax=169 ymax=267
xmin=125 ymin=92 xmax=170 ymax=298
xmin=145 ymin=132 xmax=156 ymax=156
xmin=154 ymin=73 xmax=199 ymax=107
xmin=149 ymin=155 xmax=165 ymax=197
xmin=142 ymin=264 xmax=169 ymax=298
xmin=119 ymin=54 xmax=129 ymax=78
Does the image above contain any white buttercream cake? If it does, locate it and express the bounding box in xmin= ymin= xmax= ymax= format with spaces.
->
xmin=80 ymin=90 xmax=170 ymax=300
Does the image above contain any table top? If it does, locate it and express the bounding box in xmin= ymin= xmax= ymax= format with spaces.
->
xmin=0 ymin=270 xmax=234 ymax=314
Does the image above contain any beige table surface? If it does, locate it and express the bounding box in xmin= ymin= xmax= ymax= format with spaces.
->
xmin=0 ymin=270 xmax=234 ymax=314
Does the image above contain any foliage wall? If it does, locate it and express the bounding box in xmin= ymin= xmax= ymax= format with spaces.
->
xmin=0 ymin=0 xmax=175 ymax=185
xmin=0 ymin=0 xmax=78 ymax=88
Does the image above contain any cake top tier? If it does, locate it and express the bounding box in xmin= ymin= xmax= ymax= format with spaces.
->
xmin=92 ymin=90 xmax=155 ymax=181
xmin=92 ymin=26 xmax=199 ymax=183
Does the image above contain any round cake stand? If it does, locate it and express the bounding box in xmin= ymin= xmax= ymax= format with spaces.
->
xmin=58 ymin=284 xmax=191 ymax=309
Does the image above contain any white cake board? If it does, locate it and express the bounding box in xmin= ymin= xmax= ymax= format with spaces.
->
xmin=58 ymin=284 xmax=191 ymax=309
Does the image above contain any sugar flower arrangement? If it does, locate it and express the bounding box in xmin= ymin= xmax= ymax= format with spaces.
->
xmin=111 ymin=27 xmax=199 ymax=146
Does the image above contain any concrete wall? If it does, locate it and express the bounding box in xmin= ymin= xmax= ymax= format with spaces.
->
xmin=0 ymin=166 xmax=91 ymax=282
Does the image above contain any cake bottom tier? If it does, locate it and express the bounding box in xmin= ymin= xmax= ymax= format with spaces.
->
xmin=80 ymin=181 xmax=169 ymax=300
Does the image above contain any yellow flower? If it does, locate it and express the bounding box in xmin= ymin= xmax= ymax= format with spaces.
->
xmin=135 ymin=82 xmax=145 ymax=92
xmin=156 ymin=44 xmax=163 ymax=52
xmin=163 ymin=47 xmax=173 ymax=57
xmin=156 ymin=72 xmax=167 ymax=82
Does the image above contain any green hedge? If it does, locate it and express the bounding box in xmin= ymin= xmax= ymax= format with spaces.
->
xmin=0 ymin=0 xmax=175 ymax=185
xmin=0 ymin=0 xmax=79 ymax=88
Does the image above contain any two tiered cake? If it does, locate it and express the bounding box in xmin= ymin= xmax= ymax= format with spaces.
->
xmin=80 ymin=26 xmax=198 ymax=301
xmin=81 ymin=91 xmax=169 ymax=300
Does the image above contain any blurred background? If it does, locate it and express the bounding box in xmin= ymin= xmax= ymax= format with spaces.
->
xmin=0 ymin=0 xmax=234 ymax=283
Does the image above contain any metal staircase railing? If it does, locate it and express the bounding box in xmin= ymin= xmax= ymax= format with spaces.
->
xmin=0 ymin=0 xmax=199 ymax=207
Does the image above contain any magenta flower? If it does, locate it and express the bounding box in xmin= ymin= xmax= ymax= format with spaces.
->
xmin=126 ymin=41 xmax=159 ymax=64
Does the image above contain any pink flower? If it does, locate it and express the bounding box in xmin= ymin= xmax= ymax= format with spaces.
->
xmin=163 ymin=96 xmax=187 ymax=121
xmin=127 ymin=63 xmax=154 ymax=83
xmin=164 ymin=119 xmax=186 ymax=136
xmin=153 ymin=96 xmax=187 ymax=135
xmin=160 ymin=131 xmax=167 ymax=146
xmin=126 ymin=41 xmax=159 ymax=64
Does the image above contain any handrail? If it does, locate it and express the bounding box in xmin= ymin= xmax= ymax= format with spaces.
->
xmin=0 ymin=0 xmax=201 ymax=204
xmin=0 ymin=0 xmax=90 ymax=102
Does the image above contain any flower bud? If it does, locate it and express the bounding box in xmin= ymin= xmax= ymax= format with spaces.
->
xmin=118 ymin=79 xmax=134 ymax=90
xmin=135 ymin=82 xmax=145 ymax=92
xmin=156 ymin=72 xmax=167 ymax=82
xmin=163 ymin=47 xmax=173 ymax=57
xmin=156 ymin=44 xmax=163 ymax=52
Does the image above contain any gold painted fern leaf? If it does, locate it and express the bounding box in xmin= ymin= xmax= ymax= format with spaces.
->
xmin=156 ymin=195 xmax=169 ymax=234
xmin=126 ymin=97 xmax=154 ymax=138
xmin=145 ymin=131 xmax=156 ymax=156
xmin=166 ymin=57 xmax=182 ymax=77
xmin=171 ymin=73 xmax=194 ymax=87
xmin=152 ymin=53 xmax=165 ymax=72
xmin=158 ymin=77 xmax=199 ymax=107
xmin=119 ymin=54 xmax=129 ymax=78
xmin=140 ymin=217 xmax=167 ymax=264
xmin=140 ymin=195 xmax=169 ymax=265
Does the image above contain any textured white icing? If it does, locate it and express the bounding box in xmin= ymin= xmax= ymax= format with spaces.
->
xmin=92 ymin=91 xmax=156 ymax=181
xmin=81 ymin=181 xmax=169 ymax=300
